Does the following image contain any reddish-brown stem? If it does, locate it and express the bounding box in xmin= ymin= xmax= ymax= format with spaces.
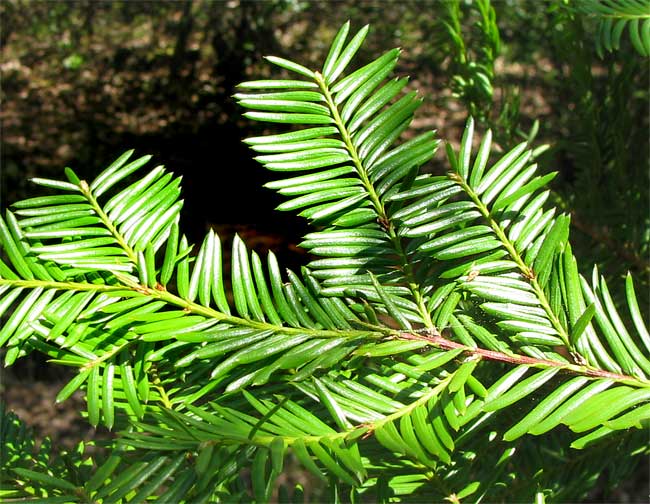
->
xmin=399 ymin=330 xmax=641 ymax=383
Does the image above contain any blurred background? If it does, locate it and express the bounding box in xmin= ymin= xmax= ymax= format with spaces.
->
xmin=1 ymin=1 xmax=648 ymax=501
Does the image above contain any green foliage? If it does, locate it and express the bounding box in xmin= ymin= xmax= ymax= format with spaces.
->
xmin=435 ymin=0 xmax=531 ymax=147
xmin=1 ymin=20 xmax=649 ymax=503
xmin=545 ymin=2 xmax=650 ymax=293
xmin=441 ymin=0 xmax=500 ymax=123
xmin=577 ymin=0 xmax=650 ymax=57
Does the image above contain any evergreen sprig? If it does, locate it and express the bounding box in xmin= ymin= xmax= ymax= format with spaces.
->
xmin=577 ymin=0 xmax=650 ymax=56
xmin=1 ymin=21 xmax=648 ymax=503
